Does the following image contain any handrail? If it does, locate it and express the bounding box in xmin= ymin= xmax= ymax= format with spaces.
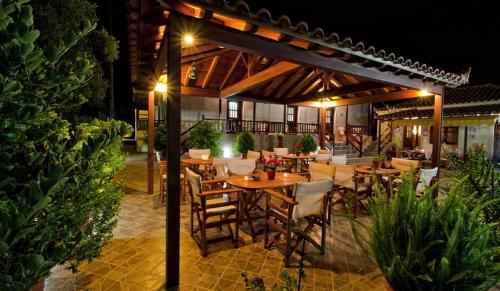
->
xmin=202 ymin=118 xmax=319 ymax=134
xmin=378 ymin=124 xmax=392 ymax=154
xmin=346 ymin=124 xmax=369 ymax=157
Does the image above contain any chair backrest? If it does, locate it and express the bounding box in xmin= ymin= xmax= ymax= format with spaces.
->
xmin=315 ymin=153 xmax=332 ymax=163
xmin=292 ymin=179 xmax=333 ymax=219
xmin=391 ymin=158 xmax=419 ymax=172
xmin=159 ymin=160 xmax=166 ymax=178
xmin=416 ymin=167 xmax=438 ymax=193
xmin=331 ymin=155 xmax=347 ymax=165
xmin=155 ymin=151 xmax=161 ymax=162
xmin=247 ymin=150 xmax=260 ymax=161
xmin=186 ymin=168 xmax=202 ymax=204
xmin=333 ymin=164 xmax=354 ymax=188
xmin=227 ymin=159 xmax=256 ymax=175
xmin=213 ymin=157 xmax=228 ymax=178
xmin=308 ymin=162 xmax=336 ymax=182
xmin=274 ymin=147 xmax=288 ymax=156
xmin=318 ymin=149 xmax=332 ymax=154
xmin=338 ymin=127 xmax=345 ymax=135
xmin=261 ymin=150 xmax=274 ymax=160
xmin=189 ymin=149 xmax=210 ymax=159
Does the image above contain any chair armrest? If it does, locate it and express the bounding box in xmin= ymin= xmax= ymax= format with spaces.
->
xmin=263 ymin=189 xmax=297 ymax=205
xmin=199 ymin=188 xmax=243 ymax=197
xmin=202 ymin=179 xmax=226 ymax=185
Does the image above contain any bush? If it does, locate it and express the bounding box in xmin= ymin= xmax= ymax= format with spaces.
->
xmin=352 ymin=172 xmax=500 ymax=290
xmin=154 ymin=124 xmax=167 ymax=152
xmin=299 ymin=134 xmax=317 ymax=153
xmin=234 ymin=131 xmax=255 ymax=154
xmin=0 ymin=2 xmax=131 ymax=289
xmin=186 ymin=121 xmax=222 ymax=156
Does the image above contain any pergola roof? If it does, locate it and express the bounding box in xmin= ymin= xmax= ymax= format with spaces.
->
xmin=127 ymin=0 xmax=470 ymax=105
xmin=376 ymin=84 xmax=500 ymax=120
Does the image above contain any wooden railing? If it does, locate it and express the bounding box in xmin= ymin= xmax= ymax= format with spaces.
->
xmin=346 ymin=124 xmax=369 ymax=157
xmin=378 ymin=124 xmax=393 ymax=154
xmin=203 ymin=118 xmax=319 ymax=134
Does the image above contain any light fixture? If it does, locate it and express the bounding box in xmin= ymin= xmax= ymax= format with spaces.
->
xmin=188 ymin=62 xmax=198 ymax=80
xmin=183 ymin=34 xmax=194 ymax=45
xmin=419 ymin=89 xmax=431 ymax=96
xmin=154 ymin=75 xmax=168 ymax=93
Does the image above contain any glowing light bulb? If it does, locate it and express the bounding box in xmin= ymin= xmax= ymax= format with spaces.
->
xmin=184 ymin=34 xmax=194 ymax=45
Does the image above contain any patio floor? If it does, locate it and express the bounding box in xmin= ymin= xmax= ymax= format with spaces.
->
xmin=45 ymin=154 xmax=386 ymax=291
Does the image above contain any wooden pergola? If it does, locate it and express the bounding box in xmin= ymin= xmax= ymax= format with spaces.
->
xmin=127 ymin=0 xmax=469 ymax=287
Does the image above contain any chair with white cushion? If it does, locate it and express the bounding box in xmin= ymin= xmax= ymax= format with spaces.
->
xmin=227 ymin=159 xmax=256 ymax=176
xmin=332 ymin=164 xmax=368 ymax=217
xmin=189 ymin=149 xmax=211 ymax=159
xmin=331 ymin=155 xmax=347 ymax=165
xmin=416 ymin=167 xmax=438 ymax=196
xmin=308 ymin=162 xmax=336 ymax=224
xmin=247 ymin=150 xmax=261 ymax=161
xmin=315 ymin=152 xmax=332 ymax=164
xmin=273 ymin=147 xmax=289 ymax=157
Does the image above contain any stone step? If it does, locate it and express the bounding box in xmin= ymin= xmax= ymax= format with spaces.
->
xmin=347 ymin=156 xmax=375 ymax=165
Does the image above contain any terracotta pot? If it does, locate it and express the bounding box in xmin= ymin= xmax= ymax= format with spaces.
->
xmin=295 ymin=152 xmax=301 ymax=156
xmin=266 ymin=169 xmax=276 ymax=180
xmin=242 ymin=152 xmax=247 ymax=159
xmin=372 ymin=160 xmax=382 ymax=169
xmin=277 ymin=137 xmax=284 ymax=148
xmin=32 ymin=279 xmax=45 ymax=291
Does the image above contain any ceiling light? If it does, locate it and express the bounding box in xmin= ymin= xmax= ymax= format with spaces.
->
xmin=188 ymin=62 xmax=197 ymax=80
xmin=419 ymin=90 xmax=431 ymax=96
xmin=184 ymin=34 xmax=194 ymax=45
xmin=155 ymin=75 xmax=168 ymax=93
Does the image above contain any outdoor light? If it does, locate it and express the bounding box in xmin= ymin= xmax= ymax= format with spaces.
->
xmin=223 ymin=146 xmax=232 ymax=158
xmin=155 ymin=75 xmax=168 ymax=93
xmin=183 ymin=34 xmax=194 ymax=45
xmin=283 ymin=173 xmax=288 ymax=178
xmin=244 ymin=176 xmax=249 ymax=181
xmin=188 ymin=62 xmax=198 ymax=80
xmin=419 ymin=89 xmax=431 ymax=96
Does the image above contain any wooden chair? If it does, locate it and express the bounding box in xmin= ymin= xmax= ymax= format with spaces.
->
xmin=308 ymin=162 xmax=336 ymax=224
xmin=185 ymin=168 xmax=241 ymax=257
xmin=247 ymin=150 xmax=261 ymax=160
xmin=189 ymin=148 xmax=211 ymax=159
xmin=261 ymin=149 xmax=275 ymax=160
xmin=416 ymin=167 xmax=438 ymax=196
xmin=264 ymin=179 xmax=333 ymax=266
xmin=331 ymin=155 xmax=347 ymax=165
xmin=315 ymin=152 xmax=332 ymax=164
xmin=332 ymin=164 xmax=368 ymax=217
xmin=227 ymin=159 xmax=256 ymax=176
xmin=158 ymin=160 xmax=185 ymax=203
xmin=273 ymin=147 xmax=289 ymax=157
xmin=391 ymin=158 xmax=420 ymax=172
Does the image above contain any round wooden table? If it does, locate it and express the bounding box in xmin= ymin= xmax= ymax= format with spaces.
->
xmin=181 ymin=158 xmax=213 ymax=179
xmin=281 ymin=154 xmax=317 ymax=173
xmin=226 ymin=172 xmax=307 ymax=242
xmin=355 ymin=165 xmax=402 ymax=196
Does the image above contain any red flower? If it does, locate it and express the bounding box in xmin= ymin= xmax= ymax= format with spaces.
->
xmin=264 ymin=156 xmax=281 ymax=169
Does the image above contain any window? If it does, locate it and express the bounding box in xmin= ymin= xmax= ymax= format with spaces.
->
xmin=227 ymin=101 xmax=241 ymax=120
xmin=286 ymin=106 xmax=297 ymax=123
xmin=326 ymin=110 xmax=331 ymax=123
xmin=429 ymin=126 xmax=459 ymax=145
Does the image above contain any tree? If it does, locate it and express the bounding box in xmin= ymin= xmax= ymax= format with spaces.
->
xmin=0 ymin=1 xmax=130 ymax=289
xmin=31 ymin=0 xmax=119 ymax=118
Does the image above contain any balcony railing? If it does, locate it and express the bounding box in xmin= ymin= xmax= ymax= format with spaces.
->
xmin=203 ymin=118 xmax=319 ymax=134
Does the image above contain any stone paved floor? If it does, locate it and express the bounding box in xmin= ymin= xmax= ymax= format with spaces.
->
xmin=45 ymin=154 xmax=386 ymax=290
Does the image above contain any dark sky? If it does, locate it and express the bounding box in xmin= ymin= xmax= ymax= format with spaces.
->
xmin=243 ymin=0 xmax=500 ymax=84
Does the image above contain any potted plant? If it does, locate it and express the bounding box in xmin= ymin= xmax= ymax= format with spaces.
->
xmin=372 ymin=154 xmax=385 ymax=168
xmin=186 ymin=120 xmax=223 ymax=156
xmin=154 ymin=124 xmax=167 ymax=158
xmin=264 ymin=156 xmax=281 ymax=180
xmin=389 ymin=140 xmax=400 ymax=158
xmin=294 ymin=143 xmax=303 ymax=156
xmin=299 ymin=134 xmax=318 ymax=155
xmin=351 ymin=172 xmax=500 ymax=291
xmin=234 ymin=131 xmax=255 ymax=159
xmin=276 ymin=132 xmax=285 ymax=147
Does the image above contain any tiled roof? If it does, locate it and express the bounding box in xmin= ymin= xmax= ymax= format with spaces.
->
xmin=378 ymin=103 xmax=500 ymax=120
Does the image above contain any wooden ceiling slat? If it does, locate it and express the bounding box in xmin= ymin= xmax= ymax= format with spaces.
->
xmin=301 ymin=78 xmax=322 ymax=95
xmin=202 ymin=55 xmax=220 ymax=88
xmin=182 ymin=48 xmax=230 ymax=64
xmin=220 ymin=61 xmax=301 ymax=98
xmin=219 ymin=52 xmax=243 ymax=90
xmin=285 ymin=69 xmax=317 ymax=97
xmin=290 ymin=90 xmax=423 ymax=107
xmin=285 ymin=82 xmax=389 ymax=104
xmin=274 ymin=68 xmax=306 ymax=98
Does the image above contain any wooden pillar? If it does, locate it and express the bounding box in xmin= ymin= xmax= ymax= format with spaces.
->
xmin=331 ymin=107 xmax=336 ymax=145
xmin=252 ymin=102 xmax=256 ymax=132
xmin=377 ymin=119 xmax=382 ymax=154
xmin=218 ymin=99 xmax=222 ymax=119
xmin=283 ymin=105 xmax=287 ymax=133
xmin=345 ymin=106 xmax=349 ymax=145
xmin=147 ymin=91 xmax=154 ymax=195
xmin=463 ymin=126 xmax=468 ymax=160
xmin=166 ymin=12 xmax=181 ymax=288
xmin=320 ymin=107 xmax=326 ymax=149
xmin=432 ymin=93 xmax=444 ymax=170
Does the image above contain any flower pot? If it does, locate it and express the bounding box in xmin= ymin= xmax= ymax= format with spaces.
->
xmin=266 ymin=169 xmax=276 ymax=180
xmin=372 ymin=160 xmax=382 ymax=169
xmin=295 ymin=152 xmax=301 ymax=156
xmin=32 ymin=279 xmax=45 ymax=291
xmin=242 ymin=152 xmax=247 ymax=159
xmin=277 ymin=136 xmax=284 ymax=147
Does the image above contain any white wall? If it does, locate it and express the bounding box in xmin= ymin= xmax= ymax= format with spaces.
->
xmin=298 ymin=107 xmax=319 ymax=124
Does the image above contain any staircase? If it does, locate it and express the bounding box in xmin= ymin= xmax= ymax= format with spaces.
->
xmin=332 ymin=140 xmax=379 ymax=164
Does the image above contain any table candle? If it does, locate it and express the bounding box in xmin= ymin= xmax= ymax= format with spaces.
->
xmin=201 ymin=154 xmax=209 ymax=160
xmin=283 ymin=173 xmax=288 ymax=177
xmin=244 ymin=176 xmax=249 ymax=181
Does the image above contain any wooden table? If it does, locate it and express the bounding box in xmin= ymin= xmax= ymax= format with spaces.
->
xmin=181 ymin=158 xmax=213 ymax=178
xmin=355 ymin=165 xmax=402 ymax=196
xmin=281 ymin=154 xmax=317 ymax=173
xmin=226 ymin=172 xmax=307 ymax=242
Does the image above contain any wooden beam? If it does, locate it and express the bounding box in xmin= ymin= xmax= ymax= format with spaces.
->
xmin=432 ymin=93 xmax=443 ymax=171
xmin=147 ymin=91 xmax=154 ymax=195
xmin=202 ymin=55 xmax=220 ymax=88
xmin=181 ymin=86 xmax=219 ymax=97
xmin=227 ymin=94 xmax=285 ymax=104
xmin=219 ymin=51 xmax=242 ymax=90
xmin=220 ymin=61 xmax=300 ymax=98
xmin=320 ymin=107 xmax=326 ymax=149
xmin=182 ymin=48 xmax=230 ymax=64
xmin=286 ymin=81 xmax=387 ymax=104
xmin=182 ymin=65 xmax=191 ymax=86
xmin=166 ymin=12 xmax=181 ymax=289
xmin=274 ymin=68 xmax=306 ymax=98
xmin=284 ymin=69 xmax=317 ymax=97
xmin=290 ymin=89 xmax=426 ymax=107
xmin=172 ymin=14 xmax=443 ymax=93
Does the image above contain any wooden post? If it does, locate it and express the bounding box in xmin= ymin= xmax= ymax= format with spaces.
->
xmin=463 ymin=126 xmax=468 ymax=160
xmin=147 ymin=91 xmax=154 ymax=195
xmin=320 ymin=107 xmax=326 ymax=149
xmin=283 ymin=105 xmax=287 ymax=133
xmin=331 ymin=107 xmax=336 ymax=145
xmin=252 ymin=102 xmax=256 ymax=132
xmin=432 ymin=93 xmax=444 ymax=171
xmin=377 ymin=119 xmax=382 ymax=154
xmin=166 ymin=12 xmax=181 ymax=288
xmin=345 ymin=106 xmax=349 ymax=145
xmin=218 ymin=99 xmax=222 ymax=119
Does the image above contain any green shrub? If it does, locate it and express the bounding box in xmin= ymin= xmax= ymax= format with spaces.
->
xmin=299 ymin=134 xmax=317 ymax=153
xmin=0 ymin=2 xmax=131 ymax=289
xmin=154 ymin=124 xmax=167 ymax=151
xmin=352 ymin=172 xmax=500 ymax=290
xmin=186 ymin=121 xmax=222 ymax=156
xmin=234 ymin=131 xmax=255 ymax=154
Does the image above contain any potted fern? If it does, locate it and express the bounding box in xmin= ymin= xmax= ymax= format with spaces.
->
xmin=351 ymin=172 xmax=500 ymax=291
xmin=299 ymin=134 xmax=317 ymax=155
xmin=234 ymin=131 xmax=255 ymax=159
xmin=371 ymin=154 xmax=385 ymax=169
xmin=276 ymin=132 xmax=285 ymax=147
